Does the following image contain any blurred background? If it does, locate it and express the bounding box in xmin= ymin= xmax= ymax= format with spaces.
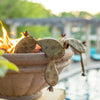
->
xmin=0 ymin=0 xmax=100 ymax=100
xmin=0 ymin=0 xmax=100 ymax=42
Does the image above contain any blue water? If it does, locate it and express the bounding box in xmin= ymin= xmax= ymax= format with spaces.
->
xmin=58 ymin=69 xmax=100 ymax=100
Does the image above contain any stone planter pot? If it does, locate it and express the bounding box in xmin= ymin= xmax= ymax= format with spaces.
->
xmin=0 ymin=49 xmax=73 ymax=100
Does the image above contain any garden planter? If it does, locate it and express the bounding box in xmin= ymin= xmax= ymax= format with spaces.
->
xmin=0 ymin=49 xmax=73 ymax=100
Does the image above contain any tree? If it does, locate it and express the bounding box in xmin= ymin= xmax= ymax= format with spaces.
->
xmin=95 ymin=12 xmax=100 ymax=19
xmin=0 ymin=0 xmax=53 ymax=19
xmin=60 ymin=11 xmax=92 ymax=19
xmin=0 ymin=0 xmax=53 ymax=38
xmin=60 ymin=12 xmax=75 ymax=17
xmin=78 ymin=11 xmax=92 ymax=19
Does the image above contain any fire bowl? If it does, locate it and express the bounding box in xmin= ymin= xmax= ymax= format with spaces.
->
xmin=0 ymin=49 xmax=73 ymax=100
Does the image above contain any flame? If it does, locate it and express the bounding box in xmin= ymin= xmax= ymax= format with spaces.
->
xmin=10 ymin=31 xmax=16 ymax=35
xmin=0 ymin=21 xmax=24 ymax=53
xmin=33 ymin=44 xmax=41 ymax=53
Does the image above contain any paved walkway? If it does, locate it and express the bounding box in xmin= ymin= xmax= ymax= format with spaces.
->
xmin=59 ymin=59 xmax=100 ymax=80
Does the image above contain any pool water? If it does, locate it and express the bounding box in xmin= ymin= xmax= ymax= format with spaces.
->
xmin=58 ymin=69 xmax=100 ymax=100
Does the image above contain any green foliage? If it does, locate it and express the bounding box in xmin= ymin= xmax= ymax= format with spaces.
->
xmin=72 ymin=31 xmax=84 ymax=40
xmin=0 ymin=63 xmax=7 ymax=77
xmin=0 ymin=0 xmax=100 ymax=39
xmin=0 ymin=0 xmax=52 ymax=18
xmin=17 ymin=25 xmax=52 ymax=39
xmin=91 ymin=40 xmax=96 ymax=47
xmin=0 ymin=0 xmax=54 ymax=19
xmin=0 ymin=50 xmax=18 ymax=77
xmin=78 ymin=11 xmax=92 ymax=19
xmin=60 ymin=11 xmax=92 ymax=19
xmin=91 ymin=25 xmax=96 ymax=35
xmin=0 ymin=0 xmax=53 ymax=37
xmin=95 ymin=12 xmax=100 ymax=19
xmin=60 ymin=12 xmax=75 ymax=18
xmin=0 ymin=50 xmax=4 ymax=55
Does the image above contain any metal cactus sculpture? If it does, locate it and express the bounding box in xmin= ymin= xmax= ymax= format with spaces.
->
xmin=14 ymin=31 xmax=86 ymax=92
xmin=14 ymin=31 xmax=37 ymax=53
xmin=64 ymin=38 xmax=86 ymax=76
xmin=60 ymin=33 xmax=86 ymax=76
xmin=38 ymin=38 xmax=65 ymax=91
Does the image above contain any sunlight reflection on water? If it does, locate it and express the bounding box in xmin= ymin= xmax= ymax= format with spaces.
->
xmin=57 ymin=69 xmax=100 ymax=100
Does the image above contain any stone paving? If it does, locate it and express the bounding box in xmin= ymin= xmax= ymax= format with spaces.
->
xmin=59 ymin=59 xmax=100 ymax=80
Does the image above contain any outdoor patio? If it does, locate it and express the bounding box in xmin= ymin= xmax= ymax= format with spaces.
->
xmin=1 ymin=0 xmax=100 ymax=100
xmin=60 ymin=59 xmax=100 ymax=80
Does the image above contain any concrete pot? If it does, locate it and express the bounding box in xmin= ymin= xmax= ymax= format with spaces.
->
xmin=0 ymin=49 xmax=73 ymax=100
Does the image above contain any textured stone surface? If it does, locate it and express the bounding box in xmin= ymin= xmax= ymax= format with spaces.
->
xmin=36 ymin=88 xmax=65 ymax=100
xmin=0 ymin=49 xmax=73 ymax=98
xmin=0 ymin=89 xmax=65 ymax=100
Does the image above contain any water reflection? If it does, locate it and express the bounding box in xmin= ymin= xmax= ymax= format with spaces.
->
xmin=57 ymin=69 xmax=100 ymax=100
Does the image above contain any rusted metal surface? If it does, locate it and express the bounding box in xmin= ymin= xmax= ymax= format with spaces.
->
xmin=14 ymin=36 xmax=37 ymax=53
xmin=44 ymin=60 xmax=58 ymax=92
xmin=64 ymin=38 xmax=86 ymax=53
xmin=38 ymin=39 xmax=65 ymax=60
xmin=64 ymin=38 xmax=86 ymax=76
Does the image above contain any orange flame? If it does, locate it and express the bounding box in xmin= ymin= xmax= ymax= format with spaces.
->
xmin=10 ymin=31 xmax=16 ymax=35
xmin=0 ymin=20 xmax=24 ymax=53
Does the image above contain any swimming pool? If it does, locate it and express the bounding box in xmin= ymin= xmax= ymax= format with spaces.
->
xmin=58 ymin=69 xmax=100 ymax=100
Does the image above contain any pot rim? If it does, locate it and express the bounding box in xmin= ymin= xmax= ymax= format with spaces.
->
xmin=2 ymin=49 xmax=73 ymax=67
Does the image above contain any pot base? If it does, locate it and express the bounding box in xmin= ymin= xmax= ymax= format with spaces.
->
xmin=0 ymin=92 xmax=42 ymax=100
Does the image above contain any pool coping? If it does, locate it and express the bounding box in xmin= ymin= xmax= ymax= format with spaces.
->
xmin=59 ymin=60 xmax=100 ymax=80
